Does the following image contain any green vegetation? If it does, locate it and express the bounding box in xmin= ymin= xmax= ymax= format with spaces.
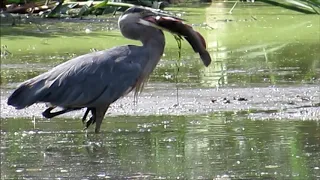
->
xmin=1 ymin=3 xmax=319 ymax=86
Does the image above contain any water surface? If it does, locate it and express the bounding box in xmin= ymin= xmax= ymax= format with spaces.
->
xmin=1 ymin=115 xmax=320 ymax=179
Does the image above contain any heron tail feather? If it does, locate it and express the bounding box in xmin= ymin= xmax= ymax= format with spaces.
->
xmin=7 ymin=80 xmax=47 ymax=109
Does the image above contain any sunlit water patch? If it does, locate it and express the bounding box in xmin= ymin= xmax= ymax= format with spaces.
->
xmin=1 ymin=41 xmax=319 ymax=88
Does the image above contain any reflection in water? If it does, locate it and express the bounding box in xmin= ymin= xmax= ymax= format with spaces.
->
xmin=198 ymin=2 xmax=320 ymax=87
xmin=201 ymin=40 xmax=228 ymax=87
xmin=195 ymin=40 xmax=320 ymax=87
xmin=1 ymin=20 xmax=319 ymax=88
xmin=2 ymin=40 xmax=318 ymax=88
xmin=1 ymin=115 xmax=320 ymax=179
xmin=2 ymin=3 xmax=320 ymax=88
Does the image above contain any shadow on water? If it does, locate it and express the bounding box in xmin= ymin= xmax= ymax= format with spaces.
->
xmin=1 ymin=114 xmax=320 ymax=179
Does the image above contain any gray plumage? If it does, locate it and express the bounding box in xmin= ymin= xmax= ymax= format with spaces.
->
xmin=8 ymin=7 xmax=166 ymax=133
xmin=7 ymin=6 xmax=211 ymax=133
xmin=10 ymin=46 xmax=147 ymax=109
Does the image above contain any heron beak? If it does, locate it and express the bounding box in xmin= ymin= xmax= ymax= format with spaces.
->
xmin=138 ymin=17 xmax=162 ymax=29
xmin=138 ymin=15 xmax=211 ymax=67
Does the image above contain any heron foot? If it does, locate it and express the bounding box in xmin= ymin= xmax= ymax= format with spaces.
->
xmin=85 ymin=116 xmax=96 ymax=129
xmin=42 ymin=107 xmax=56 ymax=118
xmin=43 ymin=107 xmax=81 ymax=118
xmin=82 ymin=108 xmax=96 ymax=130
xmin=81 ymin=108 xmax=91 ymax=124
xmin=81 ymin=106 xmax=108 ymax=133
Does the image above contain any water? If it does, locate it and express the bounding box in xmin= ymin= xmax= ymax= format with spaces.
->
xmin=1 ymin=115 xmax=320 ymax=179
xmin=1 ymin=1 xmax=320 ymax=179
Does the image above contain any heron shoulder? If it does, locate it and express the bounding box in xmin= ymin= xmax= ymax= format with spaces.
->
xmin=36 ymin=45 xmax=147 ymax=107
xmin=45 ymin=45 xmax=145 ymax=76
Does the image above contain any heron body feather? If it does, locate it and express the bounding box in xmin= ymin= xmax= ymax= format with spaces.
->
xmin=7 ymin=6 xmax=211 ymax=133
xmin=8 ymin=46 xmax=147 ymax=109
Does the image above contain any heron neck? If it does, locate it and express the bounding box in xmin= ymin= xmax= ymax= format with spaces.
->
xmin=138 ymin=30 xmax=165 ymax=78
xmin=141 ymin=30 xmax=165 ymax=57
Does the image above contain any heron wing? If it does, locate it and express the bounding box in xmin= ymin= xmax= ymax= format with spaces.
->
xmin=37 ymin=46 xmax=145 ymax=107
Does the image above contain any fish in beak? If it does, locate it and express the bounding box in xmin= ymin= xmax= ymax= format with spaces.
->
xmin=138 ymin=8 xmax=211 ymax=67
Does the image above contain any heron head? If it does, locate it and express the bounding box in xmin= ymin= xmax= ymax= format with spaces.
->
xmin=119 ymin=6 xmax=211 ymax=67
xmin=119 ymin=6 xmax=170 ymax=41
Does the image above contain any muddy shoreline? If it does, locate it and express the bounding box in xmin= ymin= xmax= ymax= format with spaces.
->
xmin=1 ymin=84 xmax=319 ymax=120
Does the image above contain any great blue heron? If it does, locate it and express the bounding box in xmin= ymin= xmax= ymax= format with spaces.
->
xmin=7 ymin=6 xmax=211 ymax=133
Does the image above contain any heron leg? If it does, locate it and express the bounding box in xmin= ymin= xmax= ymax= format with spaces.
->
xmin=84 ymin=108 xmax=96 ymax=130
xmin=42 ymin=107 xmax=82 ymax=118
xmin=42 ymin=107 xmax=56 ymax=118
xmin=94 ymin=106 xmax=109 ymax=133
xmin=81 ymin=108 xmax=91 ymax=124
